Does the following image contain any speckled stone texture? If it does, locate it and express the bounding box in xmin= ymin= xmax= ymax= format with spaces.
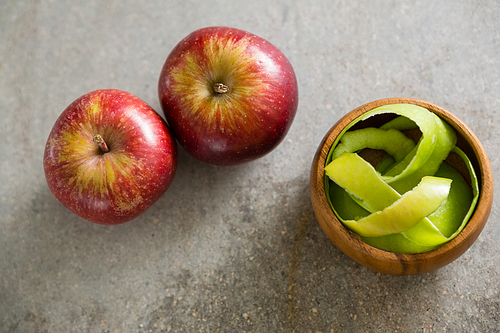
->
xmin=1 ymin=1 xmax=499 ymax=332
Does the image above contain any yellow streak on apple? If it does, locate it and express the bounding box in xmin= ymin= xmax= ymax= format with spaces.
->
xmin=169 ymin=34 xmax=272 ymax=137
xmin=54 ymin=97 xmax=145 ymax=213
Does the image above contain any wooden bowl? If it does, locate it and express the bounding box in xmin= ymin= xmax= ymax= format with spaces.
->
xmin=310 ymin=98 xmax=493 ymax=275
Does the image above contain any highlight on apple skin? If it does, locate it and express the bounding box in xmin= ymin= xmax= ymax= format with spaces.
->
xmin=158 ymin=26 xmax=299 ymax=166
xmin=43 ymin=89 xmax=178 ymax=225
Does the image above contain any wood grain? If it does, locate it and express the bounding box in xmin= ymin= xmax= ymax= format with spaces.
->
xmin=310 ymin=98 xmax=494 ymax=275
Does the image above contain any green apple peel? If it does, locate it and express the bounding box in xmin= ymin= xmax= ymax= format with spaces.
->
xmin=324 ymin=104 xmax=479 ymax=253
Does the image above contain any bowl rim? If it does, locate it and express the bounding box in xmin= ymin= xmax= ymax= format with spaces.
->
xmin=310 ymin=97 xmax=494 ymax=275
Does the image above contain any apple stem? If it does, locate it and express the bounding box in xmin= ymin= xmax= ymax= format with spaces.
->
xmin=213 ymin=82 xmax=229 ymax=94
xmin=93 ymin=134 xmax=110 ymax=153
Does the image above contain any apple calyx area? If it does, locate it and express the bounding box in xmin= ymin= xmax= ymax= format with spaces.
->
xmin=213 ymin=82 xmax=229 ymax=95
xmin=93 ymin=134 xmax=110 ymax=153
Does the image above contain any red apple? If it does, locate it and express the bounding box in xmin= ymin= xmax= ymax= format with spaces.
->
xmin=158 ymin=26 xmax=299 ymax=165
xmin=43 ymin=89 xmax=178 ymax=225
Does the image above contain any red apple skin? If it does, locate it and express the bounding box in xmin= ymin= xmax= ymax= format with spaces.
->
xmin=43 ymin=89 xmax=178 ymax=225
xmin=158 ymin=26 xmax=299 ymax=166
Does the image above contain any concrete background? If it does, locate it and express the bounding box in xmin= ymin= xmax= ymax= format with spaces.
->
xmin=1 ymin=0 xmax=499 ymax=332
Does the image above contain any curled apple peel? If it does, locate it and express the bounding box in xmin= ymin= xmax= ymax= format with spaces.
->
xmin=327 ymin=152 xmax=452 ymax=238
xmin=324 ymin=104 xmax=479 ymax=253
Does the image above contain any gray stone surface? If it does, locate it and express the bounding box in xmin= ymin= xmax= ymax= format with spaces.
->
xmin=1 ymin=0 xmax=499 ymax=332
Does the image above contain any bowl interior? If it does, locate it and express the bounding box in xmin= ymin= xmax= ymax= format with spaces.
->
xmin=310 ymin=98 xmax=493 ymax=275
